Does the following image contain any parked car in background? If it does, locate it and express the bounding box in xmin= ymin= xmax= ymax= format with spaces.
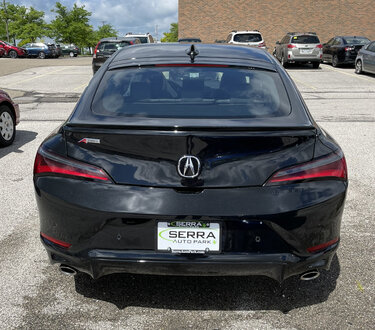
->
xmin=0 ymin=40 xmax=27 ymax=58
xmin=322 ymin=36 xmax=370 ymax=67
xmin=355 ymin=40 xmax=375 ymax=74
xmin=178 ymin=38 xmax=201 ymax=43
xmin=48 ymin=43 xmax=62 ymax=58
xmin=226 ymin=30 xmax=266 ymax=49
xmin=35 ymin=43 xmax=347 ymax=282
xmin=92 ymin=37 xmax=140 ymax=74
xmin=23 ymin=43 xmax=53 ymax=59
xmin=0 ymin=89 xmax=20 ymax=147
xmin=274 ymin=32 xmax=322 ymax=68
xmin=59 ymin=44 xmax=80 ymax=57
xmin=125 ymin=32 xmax=154 ymax=43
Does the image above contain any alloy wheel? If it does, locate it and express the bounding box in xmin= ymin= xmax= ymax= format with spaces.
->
xmin=355 ymin=60 xmax=362 ymax=74
xmin=0 ymin=111 xmax=14 ymax=141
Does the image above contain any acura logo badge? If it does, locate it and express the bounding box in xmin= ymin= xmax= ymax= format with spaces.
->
xmin=177 ymin=155 xmax=201 ymax=178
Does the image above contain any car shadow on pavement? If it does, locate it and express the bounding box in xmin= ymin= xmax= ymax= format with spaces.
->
xmin=0 ymin=130 xmax=38 ymax=157
xmin=74 ymin=255 xmax=340 ymax=312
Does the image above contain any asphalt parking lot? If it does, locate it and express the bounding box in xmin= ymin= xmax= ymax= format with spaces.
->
xmin=0 ymin=57 xmax=374 ymax=329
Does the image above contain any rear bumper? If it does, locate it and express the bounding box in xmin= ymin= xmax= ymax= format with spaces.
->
xmin=35 ymin=177 xmax=347 ymax=281
xmin=43 ymin=238 xmax=338 ymax=281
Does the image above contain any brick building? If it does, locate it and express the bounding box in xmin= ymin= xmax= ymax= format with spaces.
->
xmin=178 ymin=0 xmax=375 ymax=48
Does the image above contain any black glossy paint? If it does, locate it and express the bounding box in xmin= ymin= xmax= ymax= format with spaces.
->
xmin=34 ymin=43 xmax=348 ymax=281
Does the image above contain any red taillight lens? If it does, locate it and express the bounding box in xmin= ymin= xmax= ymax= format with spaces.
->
xmin=258 ymin=42 xmax=266 ymax=47
xmin=266 ymin=152 xmax=347 ymax=185
xmin=345 ymin=46 xmax=354 ymax=52
xmin=41 ymin=232 xmax=71 ymax=249
xmin=93 ymin=42 xmax=100 ymax=58
xmin=316 ymin=44 xmax=323 ymax=49
xmin=287 ymin=44 xmax=296 ymax=49
xmin=34 ymin=147 xmax=111 ymax=182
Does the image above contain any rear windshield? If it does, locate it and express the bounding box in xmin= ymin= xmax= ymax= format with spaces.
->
xmin=136 ymin=37 xmax=148 ymax=43
xmin=343 ymin=37 xmax=370 ymax=45
xmin=291 ymin=35 xmax=320 ymax=44
xmin=99 ymin=41 xmax=131 ymax=51
xmin=233 ymin=33 xmax=262 ymax=43
xmin=92 ymin=66 xmax=291 ymax=119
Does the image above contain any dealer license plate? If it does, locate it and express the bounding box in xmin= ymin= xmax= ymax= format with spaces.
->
xmin=157 ymin=221 xmax=220 ymax=253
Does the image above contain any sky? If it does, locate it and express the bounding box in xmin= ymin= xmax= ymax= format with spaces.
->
xmin=9 ymin=0 xmax=178 ymax=41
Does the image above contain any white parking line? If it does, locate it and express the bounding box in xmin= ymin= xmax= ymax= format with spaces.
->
xmin=322 ymin=65 xmax=375 ymax=83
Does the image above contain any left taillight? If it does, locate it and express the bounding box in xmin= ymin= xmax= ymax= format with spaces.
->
xmin=33 ymin=147 xmax=112 ymax=182
xmin=265 ymin=152 xmax=347 ymax=185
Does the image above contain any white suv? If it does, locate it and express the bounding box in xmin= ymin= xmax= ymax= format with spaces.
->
xmin=124 ymin=33 xmax=154 ymax=44
xmin=226 ymin=30 xmax=266 ymax=49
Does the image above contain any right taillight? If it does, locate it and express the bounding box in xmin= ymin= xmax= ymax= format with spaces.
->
xmin=34 ymin=147 xmax=112 ymax=182
xmin=287 ymin=44 xmax=296 ymax=49
xmin=316 ymin=44 xmax=323 ymax=49
xmin=265 ymin=152 xmax=347 ymax=185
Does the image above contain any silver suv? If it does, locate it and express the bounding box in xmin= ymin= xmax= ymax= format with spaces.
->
xmin=226 ymin=30 xmax=266 ymax=49
xmin=274 ymin=32 xmax=322 ymax=68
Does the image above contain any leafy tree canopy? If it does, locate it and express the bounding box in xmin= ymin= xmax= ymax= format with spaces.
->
xmin=49 ymin=2 xmax=94 ymax=47
xmin=95 ymin=24 xmax=118 ymax=41
xmin=161 ymin=23 xmax=178 ymax=42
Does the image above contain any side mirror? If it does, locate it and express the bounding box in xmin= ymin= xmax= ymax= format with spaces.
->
xmin=275 ymin=41 xmax=280 ymax=45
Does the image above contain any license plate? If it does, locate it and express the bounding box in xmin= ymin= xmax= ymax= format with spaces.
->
xmin=300 ymin=49 xmax=313 ymax=54
xmin=157 ymin=221 xmax=220 ymax=253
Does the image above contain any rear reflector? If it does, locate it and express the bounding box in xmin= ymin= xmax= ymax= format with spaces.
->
xmin=307 ymin=238 xmax=339 ymax=253
xmin=34 ymin=147 xmax=111 ymax=182
xmin=41 ymin=232 xmax=71 ymax=249
xmin=266 ymin=152 xmax=347 ymax=185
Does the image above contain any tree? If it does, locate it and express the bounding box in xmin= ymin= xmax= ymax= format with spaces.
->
xmin=161 ymin=23 xmax=178 ymax=42
xmin=0 ymin=3 xmax=46 ymax=45
xmin=95 ymin=24 xmax=118 ymax=41
xmin=49 ymin=2 xmax=94 ymax=48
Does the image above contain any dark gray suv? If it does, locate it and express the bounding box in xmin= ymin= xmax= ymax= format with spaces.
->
xmin=274 ymin=32 xmax=322 ymax=68
xmin=92 ymin=37 xmax=140 ymax=74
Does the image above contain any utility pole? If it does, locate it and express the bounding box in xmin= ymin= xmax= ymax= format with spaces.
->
xmin=2 ymin=0 xmax=10 ymax=42
xmin=155 ymin=24 xmax=159 ymax=42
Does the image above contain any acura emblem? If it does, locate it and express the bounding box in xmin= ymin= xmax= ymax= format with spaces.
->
xmin=177 ymin=155 xmax=201 ymax=178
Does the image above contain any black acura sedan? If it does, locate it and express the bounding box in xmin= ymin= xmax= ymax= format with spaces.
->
xmin=34 ymin=43 xmax=347 ymax=282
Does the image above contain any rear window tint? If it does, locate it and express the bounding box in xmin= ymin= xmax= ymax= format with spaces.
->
xmin=99 ymin=41 xmax=131 ymax=51
xmin=92 ymin=66 xmax=291 ymax=119
xmin=291 ymin=35 xmax=320 ymax=44
xmin=233 ymin=34 xmax=262 ymax=43
xmin=136 ymin=37 xmax=148 ymax=43
xmin=343 ymin=37 xmax=370 ymax=45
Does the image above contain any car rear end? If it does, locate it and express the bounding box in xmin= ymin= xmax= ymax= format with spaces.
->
xmin=286 ymin=34 xmax=322 ymax=64
xmin=34 ymin=44 xmax=347 ymax=282
xmin=341 ymin=36 xmax=370 ymax=65
xmin=92 ymin=38 xmax=136 ymax=74
xmin=231 ymin=31 xmax=266 ymax=49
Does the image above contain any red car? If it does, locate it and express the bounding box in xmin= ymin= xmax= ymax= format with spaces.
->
xmin=0 ymin=89 xmax=20 ymax=146
xmin=0 ymin=40 xmax=27 ymax=58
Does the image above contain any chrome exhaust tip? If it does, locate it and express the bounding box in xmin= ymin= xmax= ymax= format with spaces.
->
xmin=59 ymin=264 xmax=77 ymax=276
xmin=300 ymin=269 xmax=320 ymax=281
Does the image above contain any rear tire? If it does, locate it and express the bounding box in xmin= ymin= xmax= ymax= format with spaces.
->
xmin=332 ymin=55 xmax=339 ymax=67
xmin=38 ymin=51 xmax=46 ymax=59
xmin=312 ymin=62 xmax=320 ymax=69
xmin=0 ymin=105 xmax=16 ymax=147
xmin=355 ymin=60 xmax=363 ymax=74
xmin=9 ymin=50 xmax=17 ymax=59
xmin=281 ymin=54 xmax=288 ymax=68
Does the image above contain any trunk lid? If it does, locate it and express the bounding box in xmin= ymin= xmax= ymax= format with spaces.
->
xmin=64 ymin=126 xmax=316 ymax=188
